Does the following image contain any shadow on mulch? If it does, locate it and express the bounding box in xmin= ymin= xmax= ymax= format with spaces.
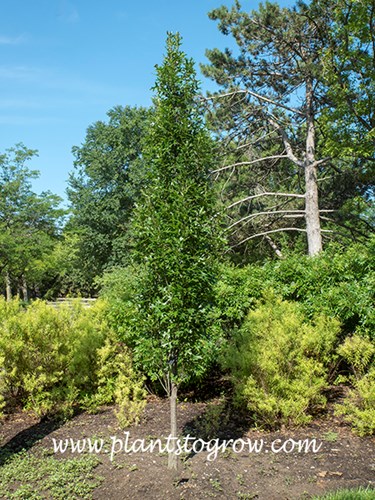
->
xmin=0 ymin=413 xmax=75 ymax=466
xmin=181 ymin=397 xmax=253 ymax=462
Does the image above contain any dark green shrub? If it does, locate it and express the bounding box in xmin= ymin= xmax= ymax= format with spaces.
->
xmin=215 ymin=237 xmax=374 ymax=340
xmin=96 ymin=265 xmax=143 ymax=344
xmin=212 ymin=263 xmax=262 ymax=336
xmin=260 ymin=237 xmax=375 ymax=338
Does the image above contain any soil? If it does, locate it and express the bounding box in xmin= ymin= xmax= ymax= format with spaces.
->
xmin=0 ymin=396 xmax=374 ymax=499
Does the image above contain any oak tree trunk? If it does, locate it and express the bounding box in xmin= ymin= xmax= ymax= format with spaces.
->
xmin=168 ymin=379 xmax=178 ymax=470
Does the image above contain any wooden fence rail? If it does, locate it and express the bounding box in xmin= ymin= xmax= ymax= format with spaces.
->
xmin=46 ymin=298 xmax=97 ymax=309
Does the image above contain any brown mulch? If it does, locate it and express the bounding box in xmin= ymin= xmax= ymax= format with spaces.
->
xmin=0 ymin=396 xmax=374 ymax=499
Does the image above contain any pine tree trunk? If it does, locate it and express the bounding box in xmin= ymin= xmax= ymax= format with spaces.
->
xmin=168 ymin=377 xmax=178 ymax=470
xmin=305 ymin=77 xmax=322 ymax=256
xmin=5 ymin=271 xmax=12 ymax=301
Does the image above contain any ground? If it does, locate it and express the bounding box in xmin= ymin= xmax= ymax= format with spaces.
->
xmin=0 ymin=396 xmax=374 ymax=499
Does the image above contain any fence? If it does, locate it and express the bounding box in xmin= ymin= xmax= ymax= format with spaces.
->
xmin=46 ymin=298 xmax=97 ymax=308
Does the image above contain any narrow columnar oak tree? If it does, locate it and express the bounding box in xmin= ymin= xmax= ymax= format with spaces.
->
xmin=131 ymin=33 xmax=220 ymax=470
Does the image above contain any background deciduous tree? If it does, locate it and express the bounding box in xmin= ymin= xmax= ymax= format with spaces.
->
xmin=67 ymin=105 xmax=151 ymax=293
xmin=0 ymin=144 xmax=63 ymax=300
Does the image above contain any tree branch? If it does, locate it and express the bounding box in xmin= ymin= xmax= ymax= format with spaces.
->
xmin=232 ymin=227 xmax=307 ymax=247
xmin=228 ymin=209 xmax=306 ymax=229
xmin=246 ymin=89 xmax=305 ymax=116
xmin=311 ymin=157 xmax=331 ymax=169
xmin=228 ymin=192 xmax=305 ymax=209
xmin=264 ymin=235 xmax=284 ymax=259
xmin=203 ymin=88 xmax=305 ymax=116
xmin=268 ymin=118 xmax=304 ymax=167
xmin=211 ymin=155 xmax=289 ymax=174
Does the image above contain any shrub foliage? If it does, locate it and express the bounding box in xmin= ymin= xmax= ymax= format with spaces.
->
xmin=0 ymin=298 xmax=145 ymax=424
xmin=225 ymin=295 xmax=341 ymax=428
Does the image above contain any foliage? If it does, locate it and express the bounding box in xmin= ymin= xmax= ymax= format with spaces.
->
xmin=96 ymin=265 xmax=144 ymax=343
xmin=261 ymin=238 xmax=375 ymax=338
xmin=335 ymin=335 xmax=375 ymax=436
xmin=316 ymin=0 xmax=375 ymax=162
xmin=213 ymin=239 xmax=374 ymax=433
xmin=0 ymin=298 xmax=146 ymax=424
xmin=337 ymin=335 xmax=375 ymax=379
xmin=0 ymin=298 xmax=105 ymax=417
xmin=67 ymin=105 xmax=152 ymax=292
xmin=0 ymin=448 xmax=103 ymax=499
xmin=224 ymin=295 xmax=341 ymax=428
xmin=0 ymin=144 xmax=64 ymax=298
xmin=86 ymin=330 xmax=146 ymax=427
xmin=335 ymin=368 xmax=375 ymax=436
xmin=30 ymin=232 xmax=87 ymax=299
xmin=214 ymin=237 xmax=374 ymax=340
xmin=210 ymin=263 xmax=261 ymax=338
xmin=201 ymin=0 xmax=372 ymax=257
xmin=130 ymin=33 xmax=222 ymax=388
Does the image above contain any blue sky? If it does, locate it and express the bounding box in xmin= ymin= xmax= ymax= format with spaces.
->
xmin=1 ymin=0 xmax=290 ymax=204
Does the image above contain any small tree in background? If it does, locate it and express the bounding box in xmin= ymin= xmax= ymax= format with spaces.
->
xmin=0 ymin=144 xmax=63 ymax=300
xmin=131 ymin=32 xmax=221 ymax=469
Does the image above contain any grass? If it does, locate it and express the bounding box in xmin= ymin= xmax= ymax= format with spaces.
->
xmin=314 ymin=487 xmax=375 ymax=499
xmin=0 ymin=448 xmax=104 ymax=499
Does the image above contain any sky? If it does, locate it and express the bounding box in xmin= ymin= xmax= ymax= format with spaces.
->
xmin=0 ymin=0 xmax=291 ymax=205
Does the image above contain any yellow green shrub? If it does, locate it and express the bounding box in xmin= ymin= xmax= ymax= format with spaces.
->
xmin=0 ymin=297 xmax=146 ymax=421
xmin=225 ymin=295 xmax=341 ymax=428
xmin=84 ymin=332 xmax=147 ymax=426
xmin=335 ymin=335 xmax=375 ymax=435
xmin=335 ymin=368 xmax=375 ymax=436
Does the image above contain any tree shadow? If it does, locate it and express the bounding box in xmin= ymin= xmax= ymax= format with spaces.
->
xmin=181 ymin=398 xmax=253 ymax=461
xmin=0 ymin=417 xmax=64 ymax=467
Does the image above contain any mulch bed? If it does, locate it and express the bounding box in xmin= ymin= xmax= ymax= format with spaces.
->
xmin=1 ymin=396 xmax=374 ymax=499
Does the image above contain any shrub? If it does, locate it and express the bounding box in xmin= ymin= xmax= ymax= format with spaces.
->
xmin=335 ymin=368 xmax=375 ymax=436
xmin=96 ymin=265 xmax=143 ymax=345
xmin=85 ymin=332 xmax=147 ymax=426
xmin=260 ymin=237 xmax=375 ymax=338
xmin=0 ymin=297 xmax=146 ymax=423
xmin=335 ymin=335 xmax=375 ymax=435
xmin=0 ymin=298 xmax=107 ymax=417
xmin=337 ymin=335 xmax=374 ymax=378
xmin=225 ymin=295 xmax=341 ymax=428
xmin=215 ymin=237 xmax=374 ymax=341
xmin=212 ymin=264 xmax=260 ymax=335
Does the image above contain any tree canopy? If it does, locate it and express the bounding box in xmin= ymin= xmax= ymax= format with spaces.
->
xmin=0 ymin=144 xmax=64 ymax=300
xmin=67 ymin=105 xmax=152 ymax=292
xmin=201 ymin=0 xmax=373 ymax=258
